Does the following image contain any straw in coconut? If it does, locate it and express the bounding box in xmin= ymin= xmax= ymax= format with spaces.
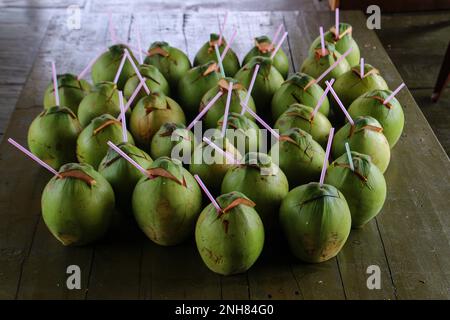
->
xmin=113 ymin=53 xmax=128 ymax=84
xmin=325 ymin=80 xmax=354 ymax=126
xmin=220 ymin=28 xmax=237 ymax=61
xmin=187 ymin=91 xmax=224 ymax=130
xmin=272 ymin=23 xmax=284 ymax=46
xmin=360 ymin=58 xmax=364 ymax=78
xmin=314 ymin=46 xmax=353 ymax=85
xmin=124 ymin=49 xmax=151 ymax=94
xmin=218 ymin=11 xmax=228 ymax=45
xmin=119 ymin=78 xmax=146 ymax=116
xmin=319 ymin=26 xmax=326 ymax=56
xmin=383 ymin=83 xmax=405 ymax=105
xmin=214 ymin=44 xmax=226 ymax=78
xmin=118 ymin=91 xmax=128 ymax=143
xmin=345 ymin=142 xmax=354 ymax=171
xmin=203 ymin=137 xmax=238 ymax=164
xmin=107 ymin=141 xmax=149 ymax=176
xmin=51 ymin=61 xmax=60 ymax=106
xmin=194 ymin=174 xmax=222 ymax=213
xmin=270 ymin=31 xmax=288 ymax=59
xmin=311 ymin=78 xmax=335 ymax=119
xmin=319 ymin=127 xmax=335 ymax=185
xmin=77 ymin=51 xmax=103 ymax=80
xmin=221 ymin=81 xmax=233 ymax=137
xmin=335 ymin=8 xmax=340 ymax=40
xmin=241 ymin=64 xmax=260 ymax=115
xmin=240 ymin=102 xmax=280 ymax=140
xmin=136 ymin=20 xmax=144 ymax=64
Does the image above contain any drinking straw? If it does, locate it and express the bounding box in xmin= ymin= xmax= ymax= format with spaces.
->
xmin=272 ymin=23 xmax=284 ymax=46
xmin=214 ymin=44 xmax=226 ymax=78
xmin=319 ymin=127 xmax=335 ymax=186
xmin=383 ymin=82 xmax=406 ymax=105
xmin=345 ymin=142 xmax=354 ymax=171
xmin=314 ymin=46 xmax=353 ymax=85
xmin=120 ymin=78 xmax=145 ymax=116
xmin=360 ymin=58 xmax=364 ymax=78
xmin=221 ymin=81 xmax=233 ymax=137
xmin=319 ymin=26 xmax=326 ymax=56
xmin=113 ymin=53 xmax=128 ymax=84
xmin=124 ymin=49 xmax=151 ymax=94
xmin=335 ymin=8 xmax=340 ymax=40
xmin=118 ymin=91 xmax=128 ymax=143
xmin=136 ymin=21 xmax=143 ymax=64
xmin=270 ymin=31 xmax=288 ymax=59
xmin=8 ymin=138 xmax=61 ymax=177
xmin=107 ymin=141 xmax=149 ymax=176
xmin=311 ymin=78 xmax=335 ymax=119
xmin=77 ymin=51 xmax=103 ymax=80
xmin=203 ymin=137 xmax=238 ymax=164
xmin=325 ymin=80 xmax=354 ymax=126
xmin=194 ymin=174 xmax=222 ymax=213
xmin=240 ymin=102 xmax=280 ymax=140
xmin=108 ymin=11 xmax=118 ymax=43
xmin=220 ymin=28 xmax=237 ymax=61
xmin=187 ymin=91 xmax=224 ymax=130
xmin=51 ymin=61 xmax=60 ymax=106
xmin=218 ymin=11 xmax=228 ymax=45
xmin=240 ymin=64 xmax=260 ymax=115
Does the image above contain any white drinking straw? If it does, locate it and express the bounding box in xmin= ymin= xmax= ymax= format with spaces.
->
xmin=319 ymin=26 xmax=326 ymax=56
xmin=319 ymin=127 xmax=335 ymax=185
xmin=345 ymin=142 xmax=354 ymax=171
xmin=187 ymin=91 xmax=224 ymax=130
xmin=51 ymin=61 xmax=60 ymax=106
xmin=383 ymin=83 xmax=406 ymax=105
xmin=335 ymin=8 xmax=340 ymax=39
xmin=194 ymin=174 xmax=222 ymax=212
xmin=360 ymin=58 xmax=364 ymax=78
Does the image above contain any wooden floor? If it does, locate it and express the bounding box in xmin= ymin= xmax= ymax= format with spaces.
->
xmin=1 ymin=9 xmax=449 ymax=300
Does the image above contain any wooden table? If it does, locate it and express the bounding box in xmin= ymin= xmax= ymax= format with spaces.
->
xmin=1 ymin=11 xmax=449 ymax=300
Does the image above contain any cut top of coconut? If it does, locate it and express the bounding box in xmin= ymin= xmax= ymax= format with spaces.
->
xmin=217 ymin=112 xmax=258 ymax=131
xmin=285 ymin=72 xmax=316 ymax=90
xmin=146 ymin=156 xmax=187 ymax=186
xmin=351 ymin=63 xmax=380 ymax=79
xmin=216 ymin=191 xmax=256 ymax=216
xmin=101 ymin=142 xmax=152 ymax=168
xmin=329 ymin=23 xmax=353 ymax=41
xmin=41 ymin=105 xmax=78 ymax=119
xmin=347 ymin=116 xmax=384 ymax=137
xmin=331 ymin=151 xmax=374 ymax=182
xmin=279 ymin=127 xmax=323 ymax=159
xmin=241 ymin=152 xmax=279 ymax=176
xmin=254 ymin=35 xmax=274 ymax=54
xmin=57 ymin=163 xmax=98 ymax=186
xmin=293 ymin=182 xmax=343 ymax=206
xmin=218 ymin=78 xmax=243 ymax=91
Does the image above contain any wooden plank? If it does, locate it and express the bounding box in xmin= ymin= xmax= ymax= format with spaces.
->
xmin=1 ymin=0 xmax=86 ymax=8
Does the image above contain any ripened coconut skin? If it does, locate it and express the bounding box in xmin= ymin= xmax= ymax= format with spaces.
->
xmin=98 ymin=142 xmax=153 ymax=206
xmin=271 ymin=72 xmax=330 ymax=121
xmin=242 ymin=35 xmax=289 ymax=79
xmin=300 ymin=43 xmax=351 ymax=88
xmin=177 ymin=61 xmax=221 ymax=117
xmin=77 ymin=81 xmax=128 ymax=127
xmin=91 ymin=44 xmax=138 ymax=90
xmin=144 ymin=41 xmax=191 ymax=91
xmin=195 ymin=191 xmax=264 ymax=275
xmin=129 ymin=92 xmax=186 ymax=150
xmin=132 ymin=157 xmax=202 ymax=246
xmin=274 ymin=104 xmax=332 ymax=148
xmin=279 ymin=182 xmax=351 ymax=263
xmin=28 ymin=106 xmax=82 ymax=170
xmin=332 ymin=116 xmax=391 ymax=173
xmin=325 ymin=152 xmax=387 ymax=228
xmin=200 ymin=78 xmax=256 ymax=129
xmin=123 ymin=64 xmax=170 ymax=109
xmin=41 ymin=163 xmax=115 ymax=246
xmin=348 ymin=90 xmax=404 ymax=148
xmin=221 ymin=153 xmax=289 ymax=230
xmin=43 ymin=73 xmax=91 ymax=113
xmin=270 ymin=128 xmax=326 ymax=188
xmin=308 ymin=23 xmax=360 ymax=67
xmin=194 ymin=33 xmax=240 ymax=77
xmin=76 ymin=114 xmax=135 ymax=169
xmin=150 ymin=122 xmax=195 ymax=159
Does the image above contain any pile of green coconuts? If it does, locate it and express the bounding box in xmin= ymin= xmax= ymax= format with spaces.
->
xmin=22 ymin=20 xmax=405 ymax=276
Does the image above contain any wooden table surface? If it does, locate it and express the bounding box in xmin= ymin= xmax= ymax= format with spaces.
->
xmin=1 ymin=11 xmax=449 ymax=300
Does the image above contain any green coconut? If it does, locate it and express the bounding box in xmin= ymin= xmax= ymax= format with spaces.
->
xmin=300 ymin=42 xmax=351 ymax=88
xmin=77 ymin=81 xmax=128 ymax=127
xmin=269 ymin=128 xmax=326 ymax=188
xmin=98 ymin=142 xmax=153 ymax=206
xmin=325 ymin=152 xmax=386 ymax=228
xmin=195 ymin=191 xmax=264 ymax=275
xmin=27 ymin=106 xmax=82 ymax=170
xmin=129 ymin=92 xmax=186 ymax=150
xmin=76 ymin=114 xmax=135 ymax=169
xmin=348 ymin=89 xmax=404 ymax=148
xmin=150 ymin=122 xmax=195 ymax=160
xmin=242 ymin=35 xmax=289 ymax=78
xmin=221 ymin=153 xmax=288 ymax=230
xmin=132 ymin=157 xmax=202 ymax=246
xmin=200 ymin=77 xmax=256 ymax=129
xmin=271 ymin=72 xmax=330 ymax=121
xmin=177 ymin=61 xmax=221 ymax=117
xmin=332 ymin=116 xmax=390 ymax=173
xmin=332 ymin=63 xmax=389 ymax=109
xmin=91 ymin=44 xmax=138 ymax=90
xmin=43 ymin=73 xmax=91 ymax=113
xmin=309 ymin=23 xmax=360 ymax=67
xmin=274 ymin=104 xmax=332 ymax=147
xmin=193 ymin=33 xmax=240 ymax=77
xmin=235 ymin=56 xmax=284 ymax=116
xmin=123 ymin=64 xmax=170 ymax=109
xmin=42 ymin=162 xmax=115 ymax=246
xmin=144 ymin=41 xmax=191 ymax=91
xmin=279 ymin=182 xmax=351 ymax=263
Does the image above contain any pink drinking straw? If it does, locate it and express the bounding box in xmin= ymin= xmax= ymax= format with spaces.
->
xmin=221 ymin=81 xmax=233 ymax=137
xmin=272 ymin=23 xmax=284 ymax=46
xmin=194 ymin=174 xmax=222 ymax=213
xmin=335 ymin=8 xmax=340 ymax=40
xmin=314 ymin=46 xmax=353 ymax=84
xmin=319 ymin=127 xmax=335 ymax=186
xmin=360 ymin=58 xmax=364 ymax=78
xmin=214 ymin=44 xmax=226 ymax=78
xmin=77 ymin=51 xmax=103 ymax=80
xmin=383 ymin=82 xmax=406 ymax=105
xmin=319 ymin=26 xmax=326 ymax=56
xmin=124 ymin=49 xmax=151 ymax=94
xmin=136 ymin=22 xmax=143 ymax=64
xmin=311 ymin=78 xmax=335 ymax=119
xmin=119 ymin=79 xmax=145 ymax=117
xmin=345 ymin=142 xmax=354 ymax=171
xmin=118 ymin=91 xmax=128 ymax=143
xmin=113 ymin=53 xmax=128 ymax=84
xmin=241 ymin=64 xmax=260 ymax=115
xmin=51 ymin=61 xmax=60 ymax=106
xmin=218 ymin=11 xmax=228 ymax=46
xmin=325 ymin=80 xmax=354 ymax=126
xmin=108 ymin=11 xmax=118 ymax=43
xmin=8 ymin=138 xmax=61 ymax=177
xmin=240 ymin=102 xmax=280 ymax=140
xmin=270 ymin=31 xmax=288 ymax=59
xmin=203 ymin=137 xmax=238 ymax=164
xmin=220 ymin=28 xmax=237 ymax=61
xmin=107 ymin=141 xmax=149 ymax=176
xmin=187 ymin=91 xmax=224 ymax=130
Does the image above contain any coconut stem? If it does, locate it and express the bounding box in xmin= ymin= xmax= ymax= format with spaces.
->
xmin=319 ymin=127 xmax=335 ymax=186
